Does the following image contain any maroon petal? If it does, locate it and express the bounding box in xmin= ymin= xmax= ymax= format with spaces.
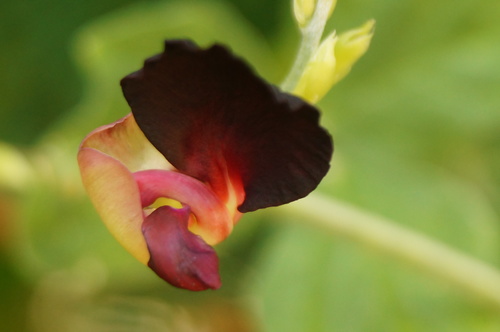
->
xmin=121 ymin=40 xmax=333 ymax=212
xmin=142 ymin=205 xmax=221 ymax=291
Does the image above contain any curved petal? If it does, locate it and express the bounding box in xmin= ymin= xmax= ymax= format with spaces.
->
xmin=77 ymin=147 xmax=149 ymax=264
xmin=81 ymin=113 xmax=173 ymax=173
xmin=77 ymin=113 xmax=174 ymax=264
xmin=121 ymin=40 xmax=333 ymax=213
xmin=142 ymin=205 xmax=221 ymax=291
xmin=133 ymin=169 xmax=235 ymax=245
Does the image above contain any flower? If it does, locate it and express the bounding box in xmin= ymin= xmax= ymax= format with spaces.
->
xmin=77 ymin=40 xmax=333 ymax=291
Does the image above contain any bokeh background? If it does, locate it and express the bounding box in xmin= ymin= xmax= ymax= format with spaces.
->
xmin=1 ymin=0 xmax=500 ymax=331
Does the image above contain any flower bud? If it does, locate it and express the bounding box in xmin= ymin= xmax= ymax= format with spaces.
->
xmin=293 ymin=19 xmax=374 ymax=103
xmin=331 ymin=19 xmax=375 ymax=85
xmin=293 ymin=31 xmax=338 ymax=103
xmin=293 ymin=0 xmax=316 ymax=27
xmin=294 ymin=0 xmax=337 ymax=28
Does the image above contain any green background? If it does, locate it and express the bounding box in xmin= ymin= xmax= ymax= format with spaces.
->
xmin=1 ymin=0 xmax=500 ymax=331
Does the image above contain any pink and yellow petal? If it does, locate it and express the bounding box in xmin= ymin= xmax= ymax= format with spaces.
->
xmin=81 ymin=113 xmax=173 ymax=173
xmin=77 ymin=147 xmax=149 ymax=264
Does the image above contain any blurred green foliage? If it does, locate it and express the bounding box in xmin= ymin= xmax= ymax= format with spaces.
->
xmin=1 ymin=0 xmax=500 ymax=331
xmin=0 ymin=0 xmax=286 ymax=145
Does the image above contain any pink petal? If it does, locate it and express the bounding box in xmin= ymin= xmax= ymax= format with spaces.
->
xmin=133 ymin=169 xmax=235 ymax=245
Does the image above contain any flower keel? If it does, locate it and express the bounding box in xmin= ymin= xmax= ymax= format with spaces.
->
xmin=142 ymin=206 xmax=221 ymax=291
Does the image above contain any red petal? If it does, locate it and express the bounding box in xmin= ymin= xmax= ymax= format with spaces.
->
xmin=142 ymin=205 xmax=221 ymax=291
xmin=121 ymin=40 xmax=333 ymax=212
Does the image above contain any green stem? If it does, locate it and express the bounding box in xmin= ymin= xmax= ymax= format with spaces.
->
xmin=281 ymin=193 xmax=500 ymax=309
xmin=281 ymin=0 xmax=333 ymax=91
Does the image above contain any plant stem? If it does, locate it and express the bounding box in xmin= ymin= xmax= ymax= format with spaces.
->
xmin=281 ymin=193 xmax=500 ymax=310
xmin=281 ymin=0 xmax=333 ymax=92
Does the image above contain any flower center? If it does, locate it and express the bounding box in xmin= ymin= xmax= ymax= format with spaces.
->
xmin=133 ymin=169 xmax=234 ymax=245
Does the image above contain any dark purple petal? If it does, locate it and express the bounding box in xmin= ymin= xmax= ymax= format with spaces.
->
xmin=121 ymin=40 xmax=333 ymax=212
xmin=142 ymin=205 xmax=221 ymax=291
